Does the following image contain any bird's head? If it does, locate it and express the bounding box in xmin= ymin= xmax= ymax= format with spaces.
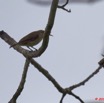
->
xmin=39 ymin=30 xmax=52 ymax=38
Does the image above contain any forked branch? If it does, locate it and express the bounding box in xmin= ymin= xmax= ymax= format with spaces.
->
xmin=58 ymin=0 xmax=71 ymax=12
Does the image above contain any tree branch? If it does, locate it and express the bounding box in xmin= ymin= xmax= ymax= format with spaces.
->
xmin=8 ymin=58 xmax=30 ymax=103
xmin=60 ymin=93 xmax=66 ymax=103
xmin=58 ymin=0 xmax=71 ymax=12
xmin=30 ymin=0 xmax=59 ymax=57
xmin=30 ymin=59 xmax=64 ymax=93
xmin=69 ymin=65 xmax=103 ymax=90
xmin=69 ymin=92 xmax=84 ymax=103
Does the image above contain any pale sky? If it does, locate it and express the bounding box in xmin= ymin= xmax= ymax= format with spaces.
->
xmin=0 ymin=0 xmax=104 ymax=103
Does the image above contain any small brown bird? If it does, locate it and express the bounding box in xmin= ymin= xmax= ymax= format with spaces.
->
xmin=10 ymin=30 xmax=45 ymax=51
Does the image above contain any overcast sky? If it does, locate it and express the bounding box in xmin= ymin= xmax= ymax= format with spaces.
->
xmin=0 ymin=0 xmax=104 ymax=103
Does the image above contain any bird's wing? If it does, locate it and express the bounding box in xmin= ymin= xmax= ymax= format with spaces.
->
xmin=18 ymin=34 xmax=39 ymax=45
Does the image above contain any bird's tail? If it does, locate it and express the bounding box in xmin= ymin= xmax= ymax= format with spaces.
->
xmin=10 ymin=43 xmax=17 ymax=48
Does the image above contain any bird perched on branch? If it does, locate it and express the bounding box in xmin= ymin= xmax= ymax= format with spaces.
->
xmin=10 ymin=30 xmax=45 ymax=51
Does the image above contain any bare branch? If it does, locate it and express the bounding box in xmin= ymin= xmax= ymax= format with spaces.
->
xmin=60 ymin=0 xmax=69 ymax=7
xmin=59 ymin=91 xmax=84 ymax=103
xmin=58 ymin=0 xmax=71 ymax=12
xmin=30 ymin=59 xmax=64 ymax=93
xmin=69 ymin=65 xmax=103 ymax=90
xmin=33 ymin=0 xmax=59 ymax=57
xmin=0 ymin=31 xmax=30 ymax=55
xmin=8 ymin=58 xmax=30 ymax=103
xmin=60 ymin=93 xmax=66 ymax=103
xmin=69 ymin=92 xmax=84 ymax=103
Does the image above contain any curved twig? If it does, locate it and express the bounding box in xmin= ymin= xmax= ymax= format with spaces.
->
xmin=58 ymin=0 xmax=71 ymax=12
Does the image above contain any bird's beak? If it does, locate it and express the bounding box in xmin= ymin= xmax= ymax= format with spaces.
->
xmin=50 ymin=34 xmax=53 ymax=36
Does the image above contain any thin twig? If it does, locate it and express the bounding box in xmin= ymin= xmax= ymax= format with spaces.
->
xmin=69 ymin=92 xmax=84 ymax=103
xmin=69 ymin=65 xmax=103 ymax=90
xmin=58 ymin=0 xmax=71 ymax=12
xmin=8 ymin=58 xmax=30 ymax=103
xmin=60 ymin=93 xmax=66 ymax=103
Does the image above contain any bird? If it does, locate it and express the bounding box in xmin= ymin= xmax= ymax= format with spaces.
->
xmin=10 ymin=30 xmax=45 ymax=51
